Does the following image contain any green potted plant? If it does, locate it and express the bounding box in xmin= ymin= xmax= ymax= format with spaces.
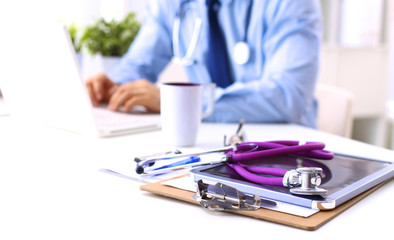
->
xmin=78 ymin=12 xmax=141 ymax=77
xmin=80 ymin=12 xmax=140 ymax=57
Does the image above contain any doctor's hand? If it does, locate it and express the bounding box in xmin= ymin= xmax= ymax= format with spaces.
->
xmin=85 ymin=73 xmax=119 ymax=106
xmin=108 ymin=79 xmax=161 ymax=113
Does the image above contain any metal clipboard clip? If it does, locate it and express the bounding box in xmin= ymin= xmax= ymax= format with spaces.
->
xmin=194 ymin=180 xmax=263 ymax=211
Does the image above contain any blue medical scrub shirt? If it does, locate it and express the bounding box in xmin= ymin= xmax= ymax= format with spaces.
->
xmin=108 ymin=0 xmax=322 ymax=128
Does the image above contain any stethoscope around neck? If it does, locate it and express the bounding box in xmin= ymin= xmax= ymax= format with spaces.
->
xmin=172 ymin=0 xmax=253 ymax=66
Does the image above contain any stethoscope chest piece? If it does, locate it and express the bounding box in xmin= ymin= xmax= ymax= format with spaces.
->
xmin=291 ymin=186 xmax=327 ymax=196
xmin=284 ymin=167 xmax=328 ymax=196
xmin=233 ymin=41 xmax=250 ymax=65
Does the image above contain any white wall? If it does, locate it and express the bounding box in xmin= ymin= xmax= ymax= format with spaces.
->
xmin=386 ymin=0 xmax=394 ymax=148
xmin=318 ymin=47 xmax=388 ymax=118
xmin=387 ymin=0 xmax=394 ymax=102
xmin=318 ymin=46 xmax=390 ymax=147
xmin=317 ymin=0 xmax=391 ymax=147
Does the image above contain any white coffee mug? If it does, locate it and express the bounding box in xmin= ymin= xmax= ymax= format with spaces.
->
xmin=160 ymin=83 xmax=215 ymax=147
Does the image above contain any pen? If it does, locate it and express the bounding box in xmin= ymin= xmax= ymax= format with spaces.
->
xmin=142 ymin=156 xmax=201 ymax=176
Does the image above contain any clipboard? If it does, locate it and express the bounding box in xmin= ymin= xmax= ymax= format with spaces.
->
xmin=140 ymin=177 xmax=389 ymax=231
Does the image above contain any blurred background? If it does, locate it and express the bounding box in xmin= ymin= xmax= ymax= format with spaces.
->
xmin=0 ymin=0 xmax=393 ymax=149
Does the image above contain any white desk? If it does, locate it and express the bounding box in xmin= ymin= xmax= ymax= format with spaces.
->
xmin=0 ymin=117 xmax=393 ymax=239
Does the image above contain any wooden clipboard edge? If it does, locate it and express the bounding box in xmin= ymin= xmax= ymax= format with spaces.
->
xmin=140 ymin=177 xmax=390 ymax=231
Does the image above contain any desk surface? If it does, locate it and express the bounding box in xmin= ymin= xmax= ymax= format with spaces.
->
xmin=0 ymin=117 xmax=393 ymax=239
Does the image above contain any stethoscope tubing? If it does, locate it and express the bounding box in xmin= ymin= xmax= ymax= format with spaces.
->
xmin=136 ymin=140 xmax=334 ymax=178
xmin=227 ymin=141 xmax=333 ymax=163
xmin=226 ymin=141 xmax=334 ymax=186
xmin=230 ymin=163 xmax=285 ymax=186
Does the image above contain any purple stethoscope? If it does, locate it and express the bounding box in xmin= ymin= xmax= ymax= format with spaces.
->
xmin=135 ymin=140 xmax=334 ymax=196
xmin=225 ymin=141 xmax=333 ymax=195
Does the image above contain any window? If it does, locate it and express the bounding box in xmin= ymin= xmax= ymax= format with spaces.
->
xmin=320 ymin=0 xmax=386 ymax=47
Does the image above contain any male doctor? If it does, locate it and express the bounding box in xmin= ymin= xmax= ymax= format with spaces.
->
xmin=85 ymin=0 xmax=322 ymax=128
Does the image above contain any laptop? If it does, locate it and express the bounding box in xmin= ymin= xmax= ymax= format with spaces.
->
xmin=0 ymin=23 xmax=160 ymax=137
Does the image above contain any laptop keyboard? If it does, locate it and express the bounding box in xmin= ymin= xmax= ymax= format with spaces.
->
xmin=92 ymin=107 xmax=159 ymax=129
